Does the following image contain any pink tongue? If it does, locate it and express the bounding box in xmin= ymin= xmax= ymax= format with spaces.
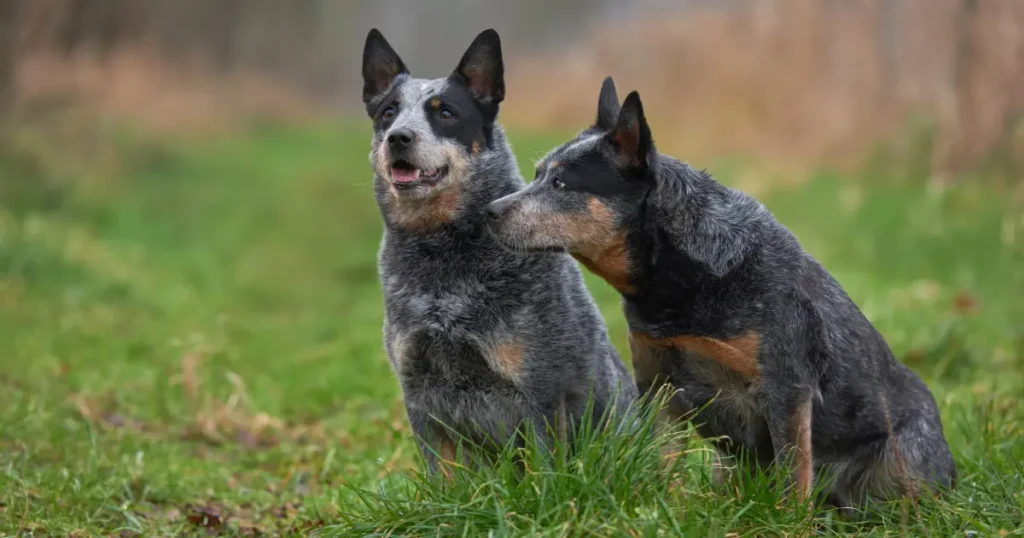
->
xmin=391 ymin=168 xmax=419 ymax=183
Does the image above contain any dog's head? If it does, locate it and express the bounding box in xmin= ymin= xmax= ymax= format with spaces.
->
xmin=485 ymin=78 xmax=655 ymax=291
xmin=362 ymin=29 xmax=506 ymax=231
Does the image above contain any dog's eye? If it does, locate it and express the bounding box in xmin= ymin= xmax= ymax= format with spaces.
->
xmin=381 ymin=106 xmax=396 ymax=121
xmin=552 ymin=179 xmax=566 ymax=190
xmin=439 ymin=108 xmax=456 ymax=121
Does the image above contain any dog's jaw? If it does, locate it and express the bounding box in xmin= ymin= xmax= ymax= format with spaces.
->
xmin=485 ymin=222 xmax=567 ymax=254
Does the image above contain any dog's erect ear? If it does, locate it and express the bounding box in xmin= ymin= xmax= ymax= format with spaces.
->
xmin=362 ymin=29 xmax=408 ymax=105
xmin=595 ymin=76 xmax=620 ymax=130
xmin=611 ymin=91 xmax=656 ymax=172
xmin=453 ymin=29 xmax=505 ymax=107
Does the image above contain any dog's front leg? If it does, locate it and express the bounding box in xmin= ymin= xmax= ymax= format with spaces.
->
xmin=407 ymin=409 xmax=458 ymax=479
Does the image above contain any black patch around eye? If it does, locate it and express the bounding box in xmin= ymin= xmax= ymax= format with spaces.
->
xmin=366 ymin=76 xmax=407 ymax=120
xmin=371 ymin=88 xmax=404 ymax=130
xmin=426 ymin=77 xmax=497 ymax=149
xmin=558 ymin=150 xmax=635 ymax=197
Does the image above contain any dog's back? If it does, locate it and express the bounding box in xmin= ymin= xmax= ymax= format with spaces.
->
xmin=362 ymin=29 xmax=636 ymax=471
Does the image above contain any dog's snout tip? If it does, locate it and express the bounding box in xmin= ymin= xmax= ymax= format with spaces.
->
xmin=387 ymin=128 xmax=416 ymax=148
xmin=485 ymin=202 xmax=504 ymax=221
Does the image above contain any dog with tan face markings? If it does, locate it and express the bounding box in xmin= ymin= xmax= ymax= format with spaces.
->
xmin=486 ymin=77 xmax=956 ymax=509
xmin=362 ymin=31 xmax=637 ymax=475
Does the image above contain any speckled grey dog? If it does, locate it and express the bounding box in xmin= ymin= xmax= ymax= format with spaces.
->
xmin=485 ymin=78 xmax=957 ymax=507
xmin=361 ymin=29 xmax=637 ymax=474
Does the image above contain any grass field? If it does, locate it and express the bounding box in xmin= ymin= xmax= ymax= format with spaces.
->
xmin=0 ymin=118 xmax=1022 ymax=536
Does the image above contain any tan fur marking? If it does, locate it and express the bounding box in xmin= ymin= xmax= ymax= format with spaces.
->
xmin=570 ymin=198 xmax=635 ymax=294
xmin=472 ymin=141 xmax=481 ymax=154
xmin=430 ymin=98 xmax=442 ymax=109
xmin=628 ymin=331 xmax=659 ymax=387
xmin=633 ymin=331 xmax=761 ymax=379
xmin=389 ymin=185 xmax=462 ymax=232
xmin=490 ymin=340 xmax=525 ymax=382
xmin=548 ymin=160 xmax=560 ymax=169
xmin=438 ymin=436 xmax=457 ymax=481
xmin=388 ymin=332 xmax=408 ymax=371
xmin=628 ymin=331 xmax=690 ymax=417
xmin=791 ymin=395 xmax=814 ymax=502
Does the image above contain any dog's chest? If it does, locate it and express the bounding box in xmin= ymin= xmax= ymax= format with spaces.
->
xmin=631 ymin=326 xmax=767 ymax=448
xmin=664 ymin=346 xmax=762 ymax=414
xmin=387 ymin=326 xmax=526 ymax=442
xmin=382 ymin=271 xmax=495 ymax=334
xmin=380 ymin=261 xmax=529 ymax=387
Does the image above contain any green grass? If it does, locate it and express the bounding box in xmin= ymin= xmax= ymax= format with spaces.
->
xmin=0 ymin=118 xmax=1021 ymax=536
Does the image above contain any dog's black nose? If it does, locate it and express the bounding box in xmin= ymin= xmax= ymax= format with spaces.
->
xmin=387 ymin=128 xmax=415 ymax=149
xmin=486 ymin=200 xmax=508 ymax=220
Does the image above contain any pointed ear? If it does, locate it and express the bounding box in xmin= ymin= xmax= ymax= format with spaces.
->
xmin=453 ymin=29 xmax=505 ymax=106
xmin=611 ymin=91 xmax=655 ymax=171
xmin=362 ymin=29 xmax=408 ymax=105
xmin=595 ymin=76 xmax=620 ymax=130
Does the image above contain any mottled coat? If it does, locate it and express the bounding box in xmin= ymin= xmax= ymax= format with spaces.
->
xmin=486 ymin=78 xmax=956 ymax=507
xmin=361 ymin=30 xmax=636 ymax=472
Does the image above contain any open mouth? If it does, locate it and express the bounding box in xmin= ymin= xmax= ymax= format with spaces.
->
xmin=390 ymin=160 xmax=449 ymax=190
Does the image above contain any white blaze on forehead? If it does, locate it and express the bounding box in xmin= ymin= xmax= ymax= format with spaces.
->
xmin=387 ymin=78 xmax=448 ymax=143
xmin=553 ymin=134 xmax=603 ymax=162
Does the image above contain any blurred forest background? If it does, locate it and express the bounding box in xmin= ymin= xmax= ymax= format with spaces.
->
xmin=1 ymin=0 xmax=1023 ymax=180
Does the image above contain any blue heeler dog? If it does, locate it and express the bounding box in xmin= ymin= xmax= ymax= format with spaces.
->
xmin=361 ymin=31 xmax=637 ymax=474
xmin=484 ymin=77 xmax=956 ymax=507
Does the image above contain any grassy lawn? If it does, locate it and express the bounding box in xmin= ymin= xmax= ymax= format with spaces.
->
xmin=0 ymin=119 xmax=1021 ymax=536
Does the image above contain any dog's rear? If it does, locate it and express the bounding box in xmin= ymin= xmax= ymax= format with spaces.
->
xmin=362 ymin=30 xmax=636 ymax=472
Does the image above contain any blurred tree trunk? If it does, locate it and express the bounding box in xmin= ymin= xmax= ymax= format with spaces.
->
xmin=209 ymin=0 xmax=238 ymax=73
xmin=0 ymin=0 xmax=16 ymax=133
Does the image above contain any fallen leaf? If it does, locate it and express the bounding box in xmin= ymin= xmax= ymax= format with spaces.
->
xmin=185 ymin=502 xmax=225 ymax=530
xmin=181 ymin=352 xmax=202 ymax=400
xmin=952 ymin=291 xmax=979 ymax=314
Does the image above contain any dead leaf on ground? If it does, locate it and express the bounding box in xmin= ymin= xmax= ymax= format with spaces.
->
xmin=177 ymin=351 xmax=203 ymax=400
xmin=185 ymin=502 xmax=226 ymax=531
xmin=71 ymin=394 xmax=147 ymax=432
xmin=952 ymin=291 xmax=979 ymax=314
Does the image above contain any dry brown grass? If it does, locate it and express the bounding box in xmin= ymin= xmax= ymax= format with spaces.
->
xmin=502 ymin=0 xmax=1024 ymax=178
xmin=9 ymin=0 xmax=1023 ymax=180
xmin=14 ymin=49 xmax=317 ymax=134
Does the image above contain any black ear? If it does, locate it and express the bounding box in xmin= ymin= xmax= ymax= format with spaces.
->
xmin=595 ymin=76 xmax=620 ymax=130
xmin=611 ymin=91 xmax=655 ymax=171
xmin=453 ymin=29 xmax=505 ymax=106
xmin=362 ymin=29 xmax=409 ymax=105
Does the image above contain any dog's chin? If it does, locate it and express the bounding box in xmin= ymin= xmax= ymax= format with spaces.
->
xmin=387 ymin=161 xmax=451 ymax=200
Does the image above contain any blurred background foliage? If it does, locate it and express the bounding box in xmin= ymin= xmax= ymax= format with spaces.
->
xmin=0 ymin=1 xmax=1021 ymax=535
xmin=0 ymin=0 xmax=1022 ymax=179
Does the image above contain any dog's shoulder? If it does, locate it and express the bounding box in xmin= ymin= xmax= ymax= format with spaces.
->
xmin=642 ymin=157 xmax=795 ymax=278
